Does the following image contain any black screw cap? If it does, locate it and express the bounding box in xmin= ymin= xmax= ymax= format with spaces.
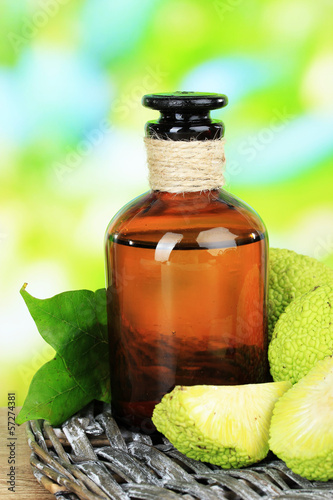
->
xmin=142 ymin=92 xmax=228 ymax=141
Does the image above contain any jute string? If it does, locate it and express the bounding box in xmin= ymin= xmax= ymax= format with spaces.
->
xmin=144 ymin=137 xmax=226 ymax=193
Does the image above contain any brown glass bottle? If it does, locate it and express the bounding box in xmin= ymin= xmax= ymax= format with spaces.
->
xmin=105 ymin=93 xmax=268 ymax=432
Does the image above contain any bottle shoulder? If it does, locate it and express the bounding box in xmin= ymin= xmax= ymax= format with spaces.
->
xmin=105 ymin=189 xmax=267 ymax=248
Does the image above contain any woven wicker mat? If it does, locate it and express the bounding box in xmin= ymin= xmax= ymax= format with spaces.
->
xmin=26 ymin=402 xmax=333 ymax=500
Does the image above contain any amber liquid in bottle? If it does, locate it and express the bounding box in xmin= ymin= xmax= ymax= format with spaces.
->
xmin=105 ymin=93 xmax=268 ymax=432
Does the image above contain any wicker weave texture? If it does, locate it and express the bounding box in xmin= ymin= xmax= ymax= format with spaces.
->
xmin=26 ymin=403 xmax=333 ymax=500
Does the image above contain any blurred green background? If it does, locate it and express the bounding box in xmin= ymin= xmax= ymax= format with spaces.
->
xmin=1 ymin=0 xmax=333 ymax=406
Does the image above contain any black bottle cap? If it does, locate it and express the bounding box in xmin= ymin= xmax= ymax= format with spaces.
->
xmin=142 ymin=92 xmax=228 ymax=141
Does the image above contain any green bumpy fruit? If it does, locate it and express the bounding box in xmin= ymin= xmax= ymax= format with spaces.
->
xmin=152 ymin=382 xmax=291 ymax=468
xmin=268 ymin=248 xmax=333 ymax=340
xmin=269 ymin=284 xmax=333 ymax=384
xmin=269 ymin=356 xmax=333 ymax=481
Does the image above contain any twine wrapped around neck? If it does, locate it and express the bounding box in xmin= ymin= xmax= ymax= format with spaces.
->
xmin=144 ymin=137 xmax=226 ymax=193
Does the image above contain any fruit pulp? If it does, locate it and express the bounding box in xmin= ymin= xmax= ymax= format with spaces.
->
xmin=105 ymin=190 xmax=268 ymax=431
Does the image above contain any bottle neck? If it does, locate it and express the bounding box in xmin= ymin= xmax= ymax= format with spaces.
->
xmin=152 ymin=189 xmax=221 ymax=201
xmin=144 ymin=136 xmax=226 ymax=194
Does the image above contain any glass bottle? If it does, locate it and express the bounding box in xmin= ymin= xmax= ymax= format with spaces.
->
xmin=105 ymin=92 xmax=268 ymax=432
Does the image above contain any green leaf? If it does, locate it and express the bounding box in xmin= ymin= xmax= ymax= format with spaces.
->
xmin=16 ymin=355 xmax=93 ymax=426
xmin=16 ymin=285 xmax=110 ymax=425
